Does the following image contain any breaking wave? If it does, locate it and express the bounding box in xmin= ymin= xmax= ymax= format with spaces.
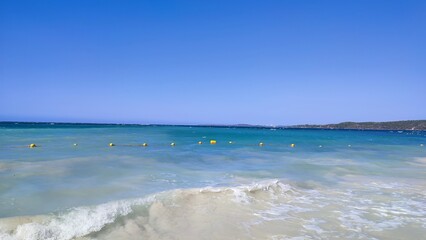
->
xmin=1 ymin=179 xmax=425 ymax=240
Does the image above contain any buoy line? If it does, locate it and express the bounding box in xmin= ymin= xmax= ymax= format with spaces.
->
xmin=6 ymin=141 xmax=424 ymax=149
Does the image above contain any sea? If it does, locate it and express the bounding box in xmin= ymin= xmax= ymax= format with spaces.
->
xmin=0 ymin=122 xmax=425 ymax=240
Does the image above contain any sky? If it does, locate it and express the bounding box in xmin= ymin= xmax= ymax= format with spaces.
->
xmin=0 ymin=0 xmax=425 ymax=125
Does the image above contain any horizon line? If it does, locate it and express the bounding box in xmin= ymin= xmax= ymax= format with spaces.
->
xmin=1 ymin=119 xmax=425 ymax=127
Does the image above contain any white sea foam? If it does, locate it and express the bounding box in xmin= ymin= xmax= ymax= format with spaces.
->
xmin=0 ymin=180 xmax=289 ymax=240
xmin=0 ymin=197 xmax=153 ymax=240
xmin=0 ymin=179 xmax=425 ymax=240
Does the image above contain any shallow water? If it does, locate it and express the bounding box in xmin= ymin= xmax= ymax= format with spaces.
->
xmin=0 ymin=123 xmax=425 ymax=239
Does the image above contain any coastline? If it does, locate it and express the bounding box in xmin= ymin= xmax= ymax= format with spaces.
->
xmin=1 ymin=120 xmax=426 ymax=131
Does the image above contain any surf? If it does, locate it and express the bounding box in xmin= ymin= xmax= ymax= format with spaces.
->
xmin=1 ymin=178 xmax=425 ymax=240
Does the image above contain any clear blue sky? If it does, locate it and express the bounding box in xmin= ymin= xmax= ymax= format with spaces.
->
xmin=1 ymin=0 xmax=425 ymax=125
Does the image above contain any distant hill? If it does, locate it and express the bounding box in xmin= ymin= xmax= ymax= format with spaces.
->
xmin=291 ymin=120 xmax=426 ymax=131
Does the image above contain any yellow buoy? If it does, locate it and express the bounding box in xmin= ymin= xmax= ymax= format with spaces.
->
xmin=290 ymin=143 xmax=295 ymax=148
xmin=210 ymin=140 xmax=217 ymax=145
xmin=141 ymin=143 xmax=148 ymax=147
xmin=198 ymin=141 xmax=203 ymax=145
xmin=109 ymin=143 xmax=115 ymax=147
xmin=170 ymin=142 xmax=176 ymax=146
xmin=29 ymin=143 xmax=37 ymax=148
xmin=259 ymin=142 xmax=264 ymax=146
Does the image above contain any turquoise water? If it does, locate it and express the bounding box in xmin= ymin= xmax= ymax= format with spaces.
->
xmin=0 ymin=123 xmax=425 ymax=239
